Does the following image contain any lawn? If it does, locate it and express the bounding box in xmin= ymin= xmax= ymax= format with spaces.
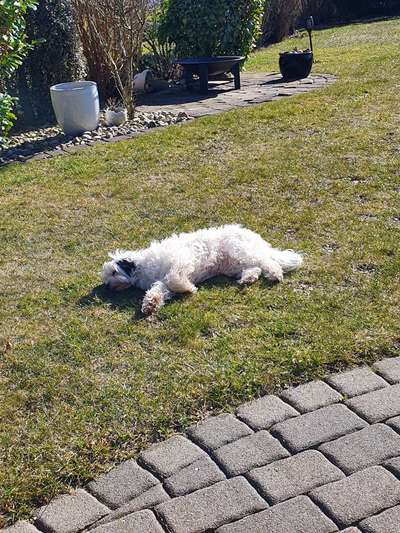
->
xmin=1 ymin=18 xmax=400 ymax=524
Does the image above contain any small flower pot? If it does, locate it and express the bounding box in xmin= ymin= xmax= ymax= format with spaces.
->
xmin=50 ymin=81 xmax=100 ymax=135
xmin=105 ymin=108 xmax=128 ymax=127
xmin=279 ymin=51 xmax=313 ymax=81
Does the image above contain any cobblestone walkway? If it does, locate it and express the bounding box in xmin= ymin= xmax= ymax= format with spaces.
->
xmin=5 ymin=356 xmax=400 ymax=532
xmin=137 ymin=72 xmax=334 ymax=117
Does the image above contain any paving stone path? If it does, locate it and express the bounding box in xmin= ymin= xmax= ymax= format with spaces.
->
xmin=137 ymin=72 xmax=335 ymax=118
xmin=5 ymin=356 xmax=400 ymax=532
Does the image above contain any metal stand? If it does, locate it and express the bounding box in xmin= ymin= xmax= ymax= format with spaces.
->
xmin=232 ymin=63 xmax=241 ymax=90
xmin=199 ymin=64 xmax=209 ymax=94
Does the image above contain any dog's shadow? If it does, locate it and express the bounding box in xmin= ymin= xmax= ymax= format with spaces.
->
xmin=79 ymin=276 xmax=277 ymax=319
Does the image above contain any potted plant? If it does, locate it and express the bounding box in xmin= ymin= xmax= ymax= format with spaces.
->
xmin=279 ymin=48 xmax=313 ymax=80
xmin=104 ymin=98 xmax=128 ymax=127
xmin=279 ymin=16 xmax=315 ymax=81
xmin=50 ymin=81 xmax=100 ymax=135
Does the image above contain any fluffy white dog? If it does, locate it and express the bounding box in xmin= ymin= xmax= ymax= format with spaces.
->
xmin=102 ymin=225 xmax=303 ymax=315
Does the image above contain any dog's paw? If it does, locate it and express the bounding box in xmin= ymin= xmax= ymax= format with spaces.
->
xmin=141 ymin=294 xmax=162 ymax=315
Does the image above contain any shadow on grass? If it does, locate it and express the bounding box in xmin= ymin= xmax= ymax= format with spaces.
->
xmin=79 ymin=275 xmax=278 ymax=319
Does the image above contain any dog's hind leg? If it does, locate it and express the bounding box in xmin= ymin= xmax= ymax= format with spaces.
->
xmin=142 ymin=281 xmax=172 ymax=315
xmin=238 ymin=267 xmax=262 ymax=286
xmin=259 ymin=257 xmax=284 ymax=283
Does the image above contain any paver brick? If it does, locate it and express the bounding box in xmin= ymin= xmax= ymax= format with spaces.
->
xmin=155 ymin=476 xmax=267 ymax=533
xmin=2 ymin=522 xmax=40 ymax=532
xmin=164 ymin=456 xmax=225 ymax=497
xmin=319 ymin=423 xmax=400 ymax=474
xmin=373 ymin=357 xmax=400 ymax=384
xmin=359 ymin=504 xmax=400 ymax=533
xmin=280 ymin=380 xmax=342 ymax=413
xmin=216 ymin=496 xmax=338 ymax=533
xmin=387 ymin=415 xmax=400 ymax=433
xmin=139 ymin=435 xmax=205 ymax=479
xmin=34 ymin=489 xmax=109 ymax=533
xmin=309 ymin=466 xmax=400 ymax=528
xmin=346 ymin=384 xmax=400 ymax=423
xmin=86 ymin=459 xmax=159 ymax=509
xmin=212 ymin=430 xmax=289 ymax=477
xmin=272 ymin=404 xmax=367 ymax=453
xmin=384 ymin=455 xmax=400 ymax=477
xmin=247 ymin=450 xmax=344 ymax=504
xmin=90 ymin=509 xmax=164 ymax=533
xmin=236 ymin=395 xmax=298 ymax=430
xmin=91 ymin=485 xmax=169 ymax=528
xmin=326 ymin=367 xmax=387 ymax=398
xmin=186 ymin=414 xmax=252 ymax=451
xmin=339 ymin=529 xmax=361 ymax=533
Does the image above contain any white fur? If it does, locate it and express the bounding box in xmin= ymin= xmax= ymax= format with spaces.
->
xmin=102 ymin=224 xmax=303 ymax=315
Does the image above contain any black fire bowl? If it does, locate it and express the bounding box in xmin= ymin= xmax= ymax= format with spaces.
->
xmin=279 ymin=51 xmax=313 ymax=81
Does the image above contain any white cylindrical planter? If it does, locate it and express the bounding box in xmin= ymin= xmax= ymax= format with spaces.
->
xmin=50 ymin=81 xmax=100 ymax=136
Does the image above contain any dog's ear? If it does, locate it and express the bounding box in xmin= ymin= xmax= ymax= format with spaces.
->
xmin=116 ymin=259 xmax=136 ymax=277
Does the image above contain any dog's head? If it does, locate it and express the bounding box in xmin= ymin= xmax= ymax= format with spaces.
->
xmin=102 ymin=250 xmax=138 ymax=291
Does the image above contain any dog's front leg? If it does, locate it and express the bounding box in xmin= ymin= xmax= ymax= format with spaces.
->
xmin=141 ymin=281 xmax=172 ymax=316
xmin=238 ymin=267 xmax=262 ymax=286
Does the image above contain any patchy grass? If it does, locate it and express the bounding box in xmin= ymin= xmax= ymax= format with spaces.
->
xmin=1 ymin=18 xmax=400 ymax=524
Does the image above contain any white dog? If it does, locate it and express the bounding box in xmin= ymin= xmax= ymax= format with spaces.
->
xmin=102 ymin=225 xmax=303 ymax=315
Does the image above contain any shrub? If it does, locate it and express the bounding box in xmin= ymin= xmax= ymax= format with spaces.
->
xmin=72 ymin=0 xmax=150 ymax=114
xmin=0 ymin=0 xmax=38 ymax=144
xmin=159 ymin=0 xmax=264 ymax=59
xmin=12 ymin=0 xmax=83 ymax=129
xmin=143 ymin=1 xmax=177 ymax=80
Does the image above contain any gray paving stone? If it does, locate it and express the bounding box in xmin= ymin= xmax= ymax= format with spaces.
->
xmin=384 ymin=455 xmax=400 ymax=476
xmin=359 ymin=504 xmax=400 ymax=533
xmin=247 ymin=450 xmax=344 ymax=504
xmin=280 ymin=380 xmax=343 ymax=413
xmin=90 ymin=509 xmax=164 ymax=533
xmin=272 ymin=404 xmax=367 ymax=452
xmin=326 ymin=367 xmax=388 ymax=398
xmin=2 ymin=523 xmax=40 ymax=532
xmin=346 ymin=384 xmax=400 ymax=423
xmin=216 ymin=496 xmax=338 ymax=533
xmin=387 ymin=415 xmax=400 ymax=433
xmin=319 ymin=423 xmax=400 ymax=474
xmin=90 ymin=485 xmax=169 ymax=528
xmin=309 ymin=466 xmax=400 ymax=528
xmin=86 ymin=459 xmax=159 ymax=509
xmin=213 ymin=430 xmax=289 ymax=477
xmin=186 ymin=414 xmax=252 ymax=451
xmin=236 ymin=395 xmax=298 ymax=430
xmin=155 ymin=476 xmax=267 ymax=533
xmin=164 ymin=456 xmax=225 ymax=497
xmin=34 ymin=489 xmax=109 ymax=533
xmin=139 ymin=435 xmax=205 ymax=479
xmin=373 ymin=357 xmax=400 ymax=384
xmin=339 ymin=529 xmax=361 ymax=533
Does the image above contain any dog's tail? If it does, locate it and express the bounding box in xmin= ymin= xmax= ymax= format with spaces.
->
xmin=269 ymin=248 xmax=303 ymax=273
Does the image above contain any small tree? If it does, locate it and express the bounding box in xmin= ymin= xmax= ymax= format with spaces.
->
xmin=0 ymin=0 xmax=38 ymax=144
xmin=72 ymin=0 xmax=150 ymax=115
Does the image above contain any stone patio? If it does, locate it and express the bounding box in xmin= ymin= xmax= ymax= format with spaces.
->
xmin=5 ymin=356 xmax=400 ymax=533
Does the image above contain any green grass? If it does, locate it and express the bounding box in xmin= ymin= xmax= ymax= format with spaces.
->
xmin=1 ymin=18 xmax=400 ymax=524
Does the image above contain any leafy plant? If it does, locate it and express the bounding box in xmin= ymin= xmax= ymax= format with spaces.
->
xmin=0 ymin=0 xmax=38 ymax=145
xmin=143 ymin=0 xmax=178 ymax=80
xmin=159 ymin=0 xmax=264 ymax=59
xmin=14 ymin=0 xmax=84 ymax=129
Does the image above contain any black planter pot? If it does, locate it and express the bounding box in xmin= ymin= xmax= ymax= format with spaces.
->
xmin=279 ymin=51 xmax=313 ymax=81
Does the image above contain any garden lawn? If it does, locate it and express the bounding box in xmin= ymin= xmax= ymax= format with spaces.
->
xmin=1 ymin=18 xmax=400 ymax=525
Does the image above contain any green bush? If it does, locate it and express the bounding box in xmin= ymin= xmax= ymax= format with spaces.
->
xmin=0 ymin=0 xmax=38 ymax=145
xmin=159 ymin=0 xmax=264 ymax=59
xmin=13 ymin=0 xmax=83 ymax=128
